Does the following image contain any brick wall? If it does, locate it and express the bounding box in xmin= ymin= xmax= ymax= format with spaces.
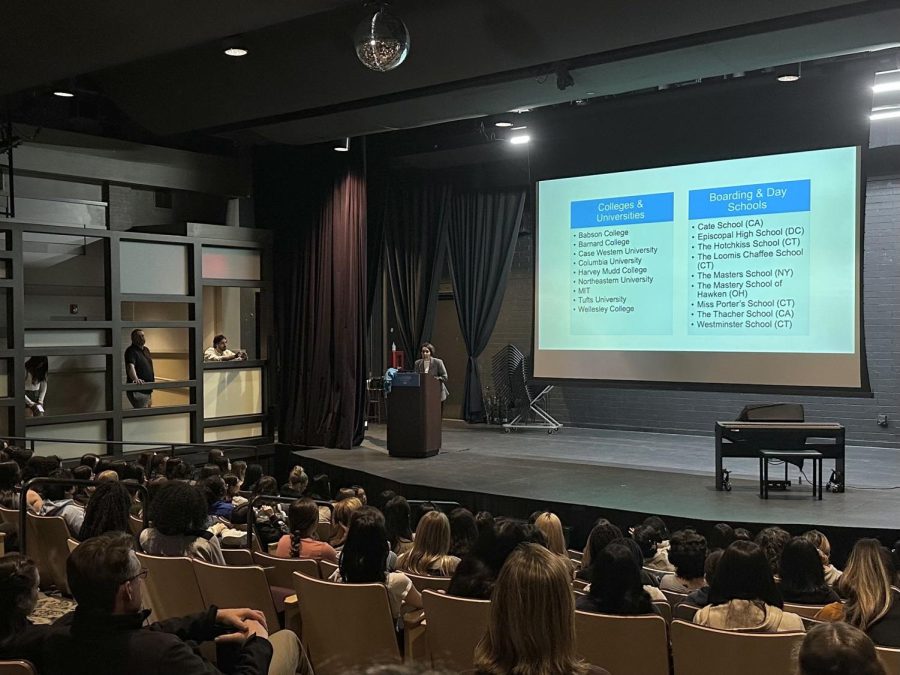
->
xmin=479 ymin=177 xmax=900 ymax=448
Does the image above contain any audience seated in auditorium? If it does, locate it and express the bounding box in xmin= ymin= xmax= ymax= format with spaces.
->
xmin=201 ymin=475 xmax=234 ymax=521
xmin=329 ymin=496 xmax=363 ymax=549
xmin=373 ymin=489 xmax=397 ymax=512
xmin=397 ymin=510 xmax=460 ymax=577
xmin=223 ymin=473 xmax=247 ymax=507
xmin=39 ymin=532 xmax=307 ymax=675
xmin=79 ymin=453 xmax=100 ymax=475
xmin=577 ymin=519 xmax=623 ymax=582
xmin=195 ymin=464 xmax=221 ymax=483
xmin=78 ymin=480 xmax=132 ymax=541
xmin=242 ymin=463 xmax=264 ymax=493
xmin=755 ymin=525 xmax=792 ymax=576
xmin=385 ymin=495 xmax=414 ymax=555
xmin=707 ymin=522 xmax=736 ymax=551
xmin=163 ymin=457 xmax=192 ymax=482
xmin=778 ymin=537 xmax=840 ymax=605
xmin=231 ymin=460 xmax=247 ymax=487
xmin=305 ymin=473 xmax=330 ymax=502
xmin=632 ymin=523 xmax=675 ymax=574
xmin=279 ymin=465 xmax=308 ymax=499
xmin=39 ymin=468 xmax=85 ymax=534
xmin=682 ymin=549 xmax=723 ymax=608
xmin=534 ymin=512 xmax=577 ymax=574
xmin=475 ymin=543 xmax=609 ymax=675
xmin=70 ymin=465 xmax=94 ymax=506
xmin=207 ymin=448 xmax=231 ymax=475
xmin=448 ymin=507 xmax=478 ymax=559
xmin=660 ymin=529 xmax=708 ymax=593
xmin=232 ymin=476 xmax=289 ymax=547
xmin=331 ymin=507 xmax=422 ymax=620
xmin=578 ymin=541 xmax=659 ymax=616
xmin=798 ymin=622 xmax=887 ymax=675
xmin=139 ymin=480 xmax=226 ymax=565
xmin=0 ymin=554 xmax=43 ymax=662
xmin=693 ymin=540 xmax=804 ymax=632
xmin=448 ymin=518 xmax=545 ymax=600
xmin=818 ymin=538 xmax=900 ymax=647
xmin=803 ymin=529 xmax=843 ymax=585
xmin=274 ymin=497 xmax=338 ymax=562
xmin=0 ymin=459 xmax=40 ymax=512
xmin=641 ymin=515 xmax=675 ymax=572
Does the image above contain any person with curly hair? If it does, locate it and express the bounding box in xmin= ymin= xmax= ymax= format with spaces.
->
xmin=78 ymin=480 xmax=132 ymax=541
xmin=273 ymin=498 xmax=338 ymax=562
xmin=139 ymin=481 xmax=225 ymax=565
xmin=660 ymin=529 xmax=708 ymax=593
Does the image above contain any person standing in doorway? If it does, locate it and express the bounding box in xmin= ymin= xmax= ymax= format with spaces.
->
xmin=124 ymin=329 xmax=154 ymax=408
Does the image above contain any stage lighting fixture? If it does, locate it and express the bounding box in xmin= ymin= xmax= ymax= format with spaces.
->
xmin=509 ymin=134 xmax=531 ymax=145
xmin=354 ymin=2 xmax=410 ymax=72
xmin=52 ymin=89 xmax=75 ymax=98
xmin=334 ymin=137 xmax=350 ymax=152
xmin=494 ymin=120 xmax=513 ymax=128
xmin=223 ymin=36 xmax=248 ymax=57
xmin=776 ymin=63 xmax=801 ymax=82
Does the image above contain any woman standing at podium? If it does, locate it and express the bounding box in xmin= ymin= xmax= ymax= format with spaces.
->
xmin=414 ymin=342 xmax=449 ymax=402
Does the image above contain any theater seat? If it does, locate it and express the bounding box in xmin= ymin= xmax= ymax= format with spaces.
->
xmin=252 ymin=551 xmax=320 ymax=588
xmin=575 ymin=611 xmax=669 ymax=675
xmin=26 ymin=513 xmax=71 ymax=594
xmin=293 ymin=572 xmax=401 ymax=675
xmin=404 ymin=572 xmax=451 ymax=593
xmin=221 ymin=547 xmax=254 ymax=566
xmin=136 ymin=552 xmax=205 ymax=622
xmin=422 ymin=589 xmax=490 ymax=671
xmin=0 ymin=660 xmax=37 ymax=674
xmin=878 ymin=645 xmax=900 ymax=675
xmin=194 ymin=559 xmax=281 ymax=631
xmin=670 ymin=619 xmax=804 ymax=675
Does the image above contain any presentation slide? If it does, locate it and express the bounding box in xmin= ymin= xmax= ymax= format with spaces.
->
xmin=535 ymin=147 xmax=861 ymax=388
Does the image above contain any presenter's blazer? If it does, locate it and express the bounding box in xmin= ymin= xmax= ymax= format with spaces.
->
xmin=414 ymin=357 xmax=449 ymax=401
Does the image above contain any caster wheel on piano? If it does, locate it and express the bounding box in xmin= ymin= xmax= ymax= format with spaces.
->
xmin=504 ymin=428 xmax=511 ymax=433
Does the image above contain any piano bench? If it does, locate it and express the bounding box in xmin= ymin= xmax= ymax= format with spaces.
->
xmin=759 ymin=450 xmax=823 ymax=500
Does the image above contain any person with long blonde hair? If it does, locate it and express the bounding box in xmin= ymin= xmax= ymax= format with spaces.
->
xmin=817 ymin=538 xmax=900 ymax=646
xmin=329 ymin=496 xmax=362 ymax=548
xmin=397 ymin=510 xmax=460 ymax=576
xmin=475 ymin=543 xmax=608 ymax=675
xmin=535 ymin=512 xmax=576 ymax=574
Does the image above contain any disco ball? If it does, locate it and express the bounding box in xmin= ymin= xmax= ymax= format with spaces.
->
xmin=354 ymin=5 xmax=409 ymax=72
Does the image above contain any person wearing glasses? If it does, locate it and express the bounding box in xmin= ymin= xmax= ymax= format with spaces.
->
xmin=413 ymin=342 xmax=449 ymax=402
xmin=30 ymin=532 xmax=309 ymax=675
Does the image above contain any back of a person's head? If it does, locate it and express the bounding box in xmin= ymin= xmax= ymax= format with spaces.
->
xmin=43 ymin=467 xmax=74 ymax=501
xmin=802 ymin=529 xmax=833 ymax=566
xmin=709 ymin=540 xmax=782 ymax=608
xmin=840 ymin=538 xmax=895 ymax=631
xmin=23 ymin=455 xmax=60 ymax=483
xmin=71 ymin=465 xmax=93 ymax=482
xmin=413 ymin=501 xmax=438 ymax=529
xmin=0 ymin=460 xmax=20 ymax=490
xmin=79 ymin=480 xmax=132 ymax=541
xmin=288 ymin=465 xmax=308 ymax=490
xmin=475 ymin=511 xmax=494 ymax=534
xmin=708 ymin=523 xmax=736 ymax=551
xmin=631 ymin=524 xmax=660 ymax=559
xmin=0 ymin=554 xmax=39 ymax=642
xmin=584 ymin=519 xmax=623 ymax=568
xmin=534 ymin=512 xmax=567 ymax=556
xmin=121 ymin=462 xmax=145 ymax=484
xmin=163 ymin=457 xmax=184 ymax=481
xmin=448 ymin=507 xmax=478 ymax=557
xmin=80 ymin=453 xmax=100 ymax=470
xmin=6 ymin=446 xmax=33 ymax=471
xmin=374 ymin=489 xmax=397 ymax=512
xmin=384 ymin=495 xmax=412 ymax=545
xmin=67 ymin=531 xmax=136 ymax=613
xmin=147 ymin=480 xmax=208 ymax=536
xmin=197 ymin=464 xmax=221 ymax=481
xmin=253 ymin=475 xmax=278 ymax=497
xmin=591 ymin=541 xmax=652 ymax=614
xmin=779 ymin=537 xmax=828 ymax=595
xmin=309 ymin=473 xmax=330 ymax=498
xmin=798 ymin=622 xmax=886 ymax=675
xmin=341 ymin=507 xmax=388 ymax=584
xmin=404 ymin=510 xmax=451 ymax=574
xmin=754 ymin=526 xmax=791 ymax=575
xmin=734 ymin=528 xmax=752 ymax=541
xmin=704 ymin=549 xmax=724 ymax=586
xmin=668 ymin=529 xmax=707 ymax=581
xmin=334 ymin=496 xmax=363 ymax=527
xmin=475 ymin=543 xmax=586 ymax=675
xmin=642 ymin=515 xmax=670 ymax=541
xmin=337 ymin=487 xmax=358 ymax=501
xmin=231 ymin=460 xmax=247 ymax=481
xmin=478 ymin=518 xmax=545 ymax=575
xmin=288 ymin=497 xmax=319 ymax=535
xmin=200 ymin=475 xmax=226 ymax=507
xmin=243 ymin=463 xmax=263 ymax=490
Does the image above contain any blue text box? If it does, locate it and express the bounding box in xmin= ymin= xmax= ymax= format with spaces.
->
xmin=688 ymin=179 xmax=811 ymax=219
xmin=571 ymin=192 xmax=674 ymax=229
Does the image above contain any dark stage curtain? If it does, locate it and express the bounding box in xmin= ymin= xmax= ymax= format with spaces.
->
xmin=383 ymin=177 xmax=451 ymax=363
xmin=258 ymin=146 xmax=367 ymax=449
xmin=447 ymin=190 xmax=526 ymax=422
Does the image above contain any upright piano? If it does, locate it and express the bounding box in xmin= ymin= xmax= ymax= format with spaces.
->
xmin=715 ymin=421 xmax=845 ymax=492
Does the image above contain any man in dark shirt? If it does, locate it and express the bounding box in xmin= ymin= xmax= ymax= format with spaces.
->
xmin=124 ymin=328 xmax=155 ymax=408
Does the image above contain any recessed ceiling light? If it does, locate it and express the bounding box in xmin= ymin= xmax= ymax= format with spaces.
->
xmin=509 ymin=134 xmax=531 ymax=145
xmin=776 ymin=63 xmax=801 ymax=82
xmin=224 ymin=47 xmax=248 ymax=57
xmin=223 ymin=35 xmax=248 ymax=57
xmin=873 ymin=80 xmax=900 ymax=94
xmin=334 ymin=137 xmax=350 ymax=152
xmin=511 ymin=125 xmax=528 ymax=131
xmin=870 ymin=107 xmax=900 ymax=121
xmin=53 ymin=90 xmax=74 ymax=98
xmin=494 ymin=121 xmax=513 ymax=128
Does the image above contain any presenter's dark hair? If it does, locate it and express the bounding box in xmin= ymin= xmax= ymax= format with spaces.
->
xmin=709 ymin=540 xmax=782 ymax=608
xmin=130 ymin=328 xmax=144 ymax=342
xmin=420 ymin=342 xmax=436 ymax=355
xmin=213 ymin=334 xmax=226 ymax=347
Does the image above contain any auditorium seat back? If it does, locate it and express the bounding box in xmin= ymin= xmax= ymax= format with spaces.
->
xmin=293 ymin=572 xmax=400 ymax=675
xmin=783 ymin=602 xmax=825 ymax=619
xmin=318 ymin=559 xmax=339 ymax=579
xmin=673 ymin=602 xmax=701 ymax=622
xmin=135 ymin=552 xmax=204 ymax=622
xmin=194 ymin=559 xmax=281 ymax=631
xmin=405 ymin=572 xmax=452 ymax=593
xmin=252 ymin=551 xmax=320 ymax=587
xmin=128 ymin=515 xmax=143 ymax=536
xmin=221 ymin=547 xmax=254 ymax=566
xmin=670 ymin=619 xmax=804 ymax=675
xmin=26 ymin=513 xmax=71 ymax=594
xmin=422 ymin=589 xmax=490 ymax=671
xmin=574 ymin=611 xmax=669 ymax=675
xmin=0 ymin=660 xmax=37 ymax=674
xmin=878 ymin=645 xmax=900 ymax=675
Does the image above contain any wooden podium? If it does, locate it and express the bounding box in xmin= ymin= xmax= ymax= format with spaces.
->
xmin=387 ymin=373 xmax=442 ymax=458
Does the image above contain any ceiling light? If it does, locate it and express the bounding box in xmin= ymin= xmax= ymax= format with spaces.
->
xmin=870 ymin=107 xmax=900 ymax=121
xmin=223 ymin=36 xmax=248 ymax=57
xmin=776 ymin=63 xmax=801 ymax=82
xmin=511 ymin=125 xmax=528 ymax=131
xmin=354 ymin=2 xmax=410 ymax=72
xmin=494 ymin=121 xmax=513 ymax=128
xmin=52 ymin=90 xmax=74 ymax=98
xmin=509 ymin=134 xmax=531 ymax=145
xmin=334 ymin=137 xmax=350 ymax=152
xmin=873 ymin=81 xmax=900 ymax=94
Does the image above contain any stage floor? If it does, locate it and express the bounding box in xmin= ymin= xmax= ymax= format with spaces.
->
xmin=292 ymin=421 xmax=900 ymax=535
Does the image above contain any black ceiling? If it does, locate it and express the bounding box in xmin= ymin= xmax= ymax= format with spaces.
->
xmin=4 ymin=0 xmax=900 ymax=149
